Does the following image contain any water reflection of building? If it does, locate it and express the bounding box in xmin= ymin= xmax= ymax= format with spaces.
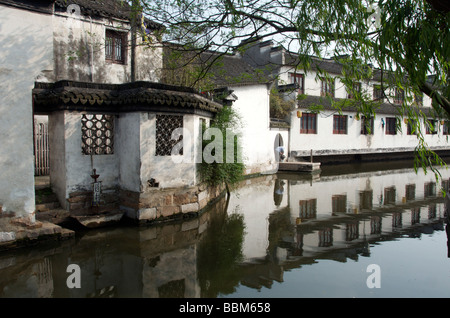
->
xmin=223 ymin=166 xmax=450 ymax=291
xmin=1 ymin=167 xmax=449 ymax=297
xmin=0 ymin=197 xmax=227 ymax=298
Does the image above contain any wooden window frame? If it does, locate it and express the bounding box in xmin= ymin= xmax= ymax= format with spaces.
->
xmin=407 ymin=120 xmax=417 ymax=135
xmin=425 ymin=120 xmax=437 ymax=135
xmin=300 ymin=113 xmax=317 ymax=134
xmin=360 ymin=116 xmax=374 ymax=135
xmin=373 ymin=85 xmax=384 ymax=101
xmin=443 ymin=121 xmax=450 ymax=135
xmin=333 ymin=115 xmax=347 ymax=134
xmin=394 ymin=88 xmax=404 ymax=105
xmin=320 ymin=78 xmax=335 ymax=97
xmin=385 ymin=117 xmax=397 ymax=135
xmin=414 ymin=93 xmax=423 ymax=106
xmin=347 ymin=82 xmax=361 ymax=99
xmin=105 ymin=30 xmax=127 ymax=64
xmin=289 ymin=72 xmax=305 ymax=95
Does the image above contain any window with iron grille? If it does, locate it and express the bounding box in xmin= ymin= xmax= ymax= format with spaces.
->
xmin=300 ymin=113 xmax=317 ymax=134
xmin=156 ymin=114 xmax=183 ymax=156
xmin=105 ymin=30 xmax=126 ymax=64
xmin=318 ymin=228 xmax=333 ymax=247
xmin=81 ymin=114 xmax=114 ymax=155
xmin=333 ymin=115 xmax=347 ymax=134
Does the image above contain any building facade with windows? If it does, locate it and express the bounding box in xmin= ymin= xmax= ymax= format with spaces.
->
xmin=0 ymin=0 xmax=226 ymax=228
xmin=241 ymin=39 xmax=449 ymax=162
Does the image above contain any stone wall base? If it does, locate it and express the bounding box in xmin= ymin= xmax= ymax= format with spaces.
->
xmin=66 ymin=183 xmax=226 ymax=226
xmin=67 ymin=188 xmax=120 ymax=216
xmin=120 ymin=183 xmax=226 ymax=225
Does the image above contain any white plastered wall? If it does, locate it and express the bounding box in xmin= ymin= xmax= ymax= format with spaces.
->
xmin=229 ymin=84 xmax=280 ymax=174
xmin=0 ymin=6 xmax=54 ymax=218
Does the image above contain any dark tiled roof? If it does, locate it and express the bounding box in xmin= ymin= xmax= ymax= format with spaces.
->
xmin=204 ymin=53 xmax=272 ymax=87
xmin=284 ymin=52 xmax=344 ymax=75
xmin=162 ymin=44 xmax=272 ymax=89
xmin=33 ymin=80 xmax=222 ymax=114
xmin=0 ymin=0 xmax=54 ymax=14
xmin=55 ymin=0 xmax=162 ymax=29
xmin=297 ymin=95 xmax=436 ymax=117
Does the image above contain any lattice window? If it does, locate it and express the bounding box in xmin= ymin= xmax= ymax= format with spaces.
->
xmin=105 ymin=30 xmax=127 ymax=64
xmin=156 ymin=114 xmax=183 ymax=156
xmin=81 ymin=114 xmax=114 ymax=155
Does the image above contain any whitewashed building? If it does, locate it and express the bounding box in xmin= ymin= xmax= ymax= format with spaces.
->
xmin=241 ymin=40 xmax=450 ymax=163
xmin=0 ymin=0 xmax=55 ymax=222
xmin=164 ymin=50 xmax=290 ymax=175
xmin=0 ymin=0 xmax=224 ymax=227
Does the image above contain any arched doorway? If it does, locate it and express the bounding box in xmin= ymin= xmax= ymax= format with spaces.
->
xmin=274 ymin=133 xmax=285 ymax=162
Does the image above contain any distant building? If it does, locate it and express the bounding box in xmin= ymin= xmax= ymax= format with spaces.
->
xmin=240 ymin=39 xmax=450 ymax=163
xmin=162 ymin=48 xmax=289 ymax=175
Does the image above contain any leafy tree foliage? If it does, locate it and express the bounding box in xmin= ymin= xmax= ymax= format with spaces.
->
xmin=131 ymin=0 xmax=449 ymax=178
xmin=197 ymin=105 xmax=245 ymax=193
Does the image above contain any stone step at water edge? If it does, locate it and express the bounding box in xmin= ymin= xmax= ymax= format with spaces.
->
xmin=35 ymin=208 xmax=70 ymax=225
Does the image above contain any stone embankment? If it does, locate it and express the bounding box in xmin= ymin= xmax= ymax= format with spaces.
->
xmin=0 ymin=177 xmax=75 ymax=251
xmin=0 ymin=207 xmax=74 ymax=251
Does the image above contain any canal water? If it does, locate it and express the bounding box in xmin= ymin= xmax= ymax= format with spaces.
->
xmin=1 ymin=161 xmax=450 ymax=298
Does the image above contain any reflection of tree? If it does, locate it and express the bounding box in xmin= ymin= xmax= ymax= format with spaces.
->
xmin=197 ymin=205 xmax=245 ymax=297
